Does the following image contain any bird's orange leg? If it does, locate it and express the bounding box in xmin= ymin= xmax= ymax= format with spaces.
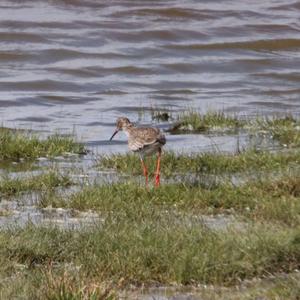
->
xmin=155 ymin=149 xmax=161 ymax=187
xmin=140 ymin=157 xmax=148 ymax=187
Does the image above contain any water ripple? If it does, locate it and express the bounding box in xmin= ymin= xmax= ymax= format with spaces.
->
xmin=0 ymin=0 xmax=298 ymax=153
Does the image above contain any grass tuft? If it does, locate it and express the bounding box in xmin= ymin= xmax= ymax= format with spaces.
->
xmin=168 ymin=110 xmax=300 ymax=148
xmin=168 ymin=111 xmax=244 ymax=134
xmin=0 ymin=128 xmax=85 ymax=160
xmin=98 ymin=149 xmax=300 ymax=177
xmin=42 ymin=269 xmax=117 ymax=300
xmin=254 ymin=115 xmax=300 ymax=147
xmin=0 ymin=172 xmax=72 ymax=197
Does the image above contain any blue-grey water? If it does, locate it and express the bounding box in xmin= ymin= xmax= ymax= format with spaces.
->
xmin=0 ymin=0 xmax=300 ymax=154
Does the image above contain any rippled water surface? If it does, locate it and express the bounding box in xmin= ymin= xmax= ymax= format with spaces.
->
xmin=0 ymin=0 xmax=300 ymax=153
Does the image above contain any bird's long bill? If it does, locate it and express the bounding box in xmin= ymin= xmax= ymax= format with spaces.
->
xmin=109 ymin=129 xmax=119 ymax=141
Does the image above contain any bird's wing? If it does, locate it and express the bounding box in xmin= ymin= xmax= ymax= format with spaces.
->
xmin=128 ymin=136 xmax=147 ymax=151
xmin=129 ymin=128 xmax=165 ymax=151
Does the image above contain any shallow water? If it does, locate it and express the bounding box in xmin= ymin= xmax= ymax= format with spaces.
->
xmin=0 ymin=0 xmax=299 ymax=153
xmin=124 ymin=272 xmax=300 ymax=300
xmin=0 ymin=191 xmax=242 ymax=232
xmin=0 ymin=200 xmax=103 ymax=230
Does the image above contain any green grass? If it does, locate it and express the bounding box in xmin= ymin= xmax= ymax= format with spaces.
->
xmin=168 ymin=111 xmax=244 ymax=133
xmin=253 ymin=115 xmax=300 ymax=147
xmin=0 ymin=221 xmax=300 ymax=296
xmin=0 ymin=127 xmax=85 ymax=160
xmin=0 ymin=172 xmax=72 ymax=197
xmin=0 ymin=254 xmax=116 ymax=299
xmin=176 ymin=273 xmax=300 ymax=300
xmin=0 ymin=221 xmax=299 ymax=297
xmin=1 ymin=168 xmax=300 ymax=299
xmin=40 ymin=174 xmax=300 ymax=226
xmin=98 ymin=149 xmax=300 ymax=178
xmin=168 ymin=110 xmax=300 ymax=147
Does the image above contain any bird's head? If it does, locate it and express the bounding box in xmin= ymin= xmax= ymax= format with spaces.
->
xmin=109 ymin=117 xmax=132 ymax=141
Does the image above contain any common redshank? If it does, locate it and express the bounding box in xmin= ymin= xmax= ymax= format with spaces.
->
xmin=109 ymin=117 xmax=166 ymax=187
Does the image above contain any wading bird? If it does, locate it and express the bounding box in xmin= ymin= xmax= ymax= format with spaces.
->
xmin=109 ymin=117 xmax=166 ymax=187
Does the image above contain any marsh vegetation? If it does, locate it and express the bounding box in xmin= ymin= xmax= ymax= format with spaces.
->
xmin=168 ymin=111 xmax=300 ymax=148
xmin=0 ymin=127 xmax=85 ymax=160
xmin=0 ymin=114 xmax=300 ymax=299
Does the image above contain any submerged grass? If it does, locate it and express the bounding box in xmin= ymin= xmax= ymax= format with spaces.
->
xmin=168 ymin=111 xmax=244 ymax=133
xmin=237 ymin=273 xmax=300 ymax=300
xmin=168 ymin=110 xmax=300 ymax=147
xmin=180 ymin=272 xmax=300 ymax=300
xmin=98 ymin=149 xmax=300 ymax=177
xmin=150 ymin=106 xmax=172 ymax=122
xmin=254 ymin=115 xmax=300 ymax=147
xmin=0 ymin=127 xmax=85 ymax=160
xmin=0 ymin=172 xmax=72 ymax=197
